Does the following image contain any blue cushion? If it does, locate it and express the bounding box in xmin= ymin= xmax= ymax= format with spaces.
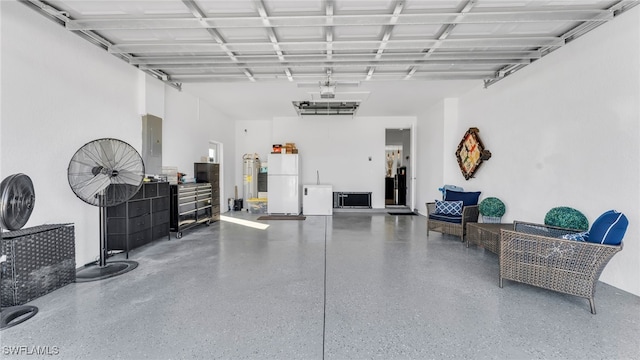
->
xmin=428 ymin=213 xmax=462 ymax=224
xmin=435 ymin=200 xmax=463 ymax=216
xmin=562 ymin=231 xmax=590 ymax=242
xmin=439 ymin=185 xmax=464 ymax=200
xmin=588 ymin=210 xmax=628 ymax=245
xmin=445 ymin=190 xmax=481 ymax=206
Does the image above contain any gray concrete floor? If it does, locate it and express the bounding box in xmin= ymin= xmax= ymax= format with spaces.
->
xmin=2 ymin=212 xmax=639 ymax=360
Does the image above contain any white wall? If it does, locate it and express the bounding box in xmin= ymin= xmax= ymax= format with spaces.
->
xmin=163 ymin=88 xmax=200 ymax=175
xmin=1 ymin=1 xmax=236 ymax=267
xmin=427 ymin=8 xmax=640 ymax=295
xmin=416 ymin=101 xmax=446 ymax=214
xmin=234 ymin=116 xmax=417 ymax=208
xmin=197 ymin=98 xmax=236 ymax=211
xmin=272 ymin=116 xmax=416 ymax=209
xmin=138 ymin=73 xmax=165 ymax=119
xmin=1 ymin=1 xmax=141 ymax=265
xmin=235 ymin=120 xmax=273 ymax=164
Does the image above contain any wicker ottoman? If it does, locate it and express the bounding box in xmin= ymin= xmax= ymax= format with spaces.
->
xmin=1 ymin=224 xmax=75 ymax=306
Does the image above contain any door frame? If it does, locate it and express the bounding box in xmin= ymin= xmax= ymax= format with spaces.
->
xmin=209 ymin=140 xmax=225 ymax=212
xmin=384 ymin=127 xmax=416 ymax=210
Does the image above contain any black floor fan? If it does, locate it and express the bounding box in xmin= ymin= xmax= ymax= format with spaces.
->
xmin=0 ymin=173 xmax=38 ymax=330
xmin=68 ymin=138 xmax=145 ymax=282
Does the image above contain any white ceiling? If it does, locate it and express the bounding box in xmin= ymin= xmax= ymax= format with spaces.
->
xmin=22 ymin=0 xmax=638 ymax=119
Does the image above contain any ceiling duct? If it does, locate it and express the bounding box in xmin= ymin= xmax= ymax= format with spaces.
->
xmin=292 ymin=101 xmax=360 ymax=116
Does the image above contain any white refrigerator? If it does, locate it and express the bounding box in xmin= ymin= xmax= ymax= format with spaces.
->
xmin=268 ymin=154 xmax=300 ymax=215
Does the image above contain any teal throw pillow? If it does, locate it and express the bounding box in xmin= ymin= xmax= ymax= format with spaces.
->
xmin=479 ymin=197 xmax=506 ymax=217
xmin=544 ymin=207 xmax=589 ymax=231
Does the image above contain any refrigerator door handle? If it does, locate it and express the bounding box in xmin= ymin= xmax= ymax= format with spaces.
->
xmin=304 ymin=187 xmax=308 ymax=195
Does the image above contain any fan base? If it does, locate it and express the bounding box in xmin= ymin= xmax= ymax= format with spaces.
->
xmin=75 ymin=260 xmax=138 ymax=282
xmin=1 ymin=305 xmax=38 ymax=330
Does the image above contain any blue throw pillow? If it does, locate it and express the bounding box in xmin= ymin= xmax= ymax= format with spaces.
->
xmin=588 ymin=210 xmax=628 ymax=245
xmin=434 ymin=200 xmax=463 ymax=216
xmin=445 ymin=190 xmax=481 ymax=206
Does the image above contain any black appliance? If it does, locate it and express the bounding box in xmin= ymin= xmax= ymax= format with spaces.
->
xmin=385 ymin=177 xmax=395 ymax=205
xmin=396 ymin=166 xmax=407 ymax=206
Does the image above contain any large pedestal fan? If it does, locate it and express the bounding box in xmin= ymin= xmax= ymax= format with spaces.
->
xmin=68 ymin=138 xmax=145 ymax=282
xmin=0 ymin=173 xmax=38 ymax=330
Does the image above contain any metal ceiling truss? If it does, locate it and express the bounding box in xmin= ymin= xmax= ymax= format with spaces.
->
xmin=484 ymin=0 xmax=638 ymax=87
xmin=180 ymin=0 xmax=255 ymax=83
xmin=64 ymin=11 xmax=617 ymax=30
xmin=20 ymin=0 xmax=639 ymax=89
xmin=20 ymin=0 xmax=182 ymax=90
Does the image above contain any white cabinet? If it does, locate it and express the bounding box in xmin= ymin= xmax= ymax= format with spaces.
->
xmin=303 ymin=185 xmax=333 ymax=215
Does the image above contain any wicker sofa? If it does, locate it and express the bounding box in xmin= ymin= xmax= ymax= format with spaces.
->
xmin=499 ymin=221 xmax=623 ymax=314
xmin=426 ymin=202 xmax=479 ymax=241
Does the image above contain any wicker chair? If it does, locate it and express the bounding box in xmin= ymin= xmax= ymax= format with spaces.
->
xmin=426 ymin=202 xmax=479 ymax=241
xmin=499 ymin=221 xmax=623 ymax=314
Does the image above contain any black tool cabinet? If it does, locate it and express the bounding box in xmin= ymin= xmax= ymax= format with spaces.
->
xmin=194 ymin=162 xmax=220 ymax=222
xmin=169 ymin=183 xmax=213 ymax=239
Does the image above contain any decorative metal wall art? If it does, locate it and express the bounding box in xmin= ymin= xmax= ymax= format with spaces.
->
xmin=455 ymin=127 xmax=492 ymax=180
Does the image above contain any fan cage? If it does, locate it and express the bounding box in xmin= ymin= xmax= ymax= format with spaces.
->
xmin=67 ymin=138 xmax=145 ymax=207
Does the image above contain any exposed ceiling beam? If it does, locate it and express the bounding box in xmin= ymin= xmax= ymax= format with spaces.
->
xmin=109 ymin=37 xmax=564 ymax=54
xmin=66 ymin=10 xmax=615 ymax=30
xmin=255 ymin=0 xmax=294 ymax=81
xmin=406 ymin=0 xmax=477 ymax=80
xmin=169 ymin=70 xmax=495 ymax=83
xmin=138 ymin=58 xmax=529 ymax=71
xmin=325 ymin=0 xmax=334 ymax=66
xmin=22 ymin=0 xmax=637 ymax=89
xmin=483 ymin=0 xmax=637 ymax=87
xmin=21 ymin=0 xmax=181 ymax=90
xmin=367 ymin=0 xmax=404 ymax=80
xmin=128 ymin=51 xmax=542 ymax=65
xmin=180 ymin=0 xmax=254 ymax=81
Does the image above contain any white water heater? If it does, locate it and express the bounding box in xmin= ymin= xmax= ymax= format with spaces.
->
xmin=243 ymin=153 xmax=260 ymax=200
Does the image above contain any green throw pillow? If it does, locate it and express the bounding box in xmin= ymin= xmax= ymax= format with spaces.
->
xmin=479 ymin=197 xmax=506 ymax=217
xmin=544 ymin=207 xmax=589 ymax=231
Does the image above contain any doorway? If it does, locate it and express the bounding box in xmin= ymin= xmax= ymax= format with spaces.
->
xmin=385 ymin=129 xmax=411 ymax=210
xmin=209 ymin=140 xmax=224 ymax=212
